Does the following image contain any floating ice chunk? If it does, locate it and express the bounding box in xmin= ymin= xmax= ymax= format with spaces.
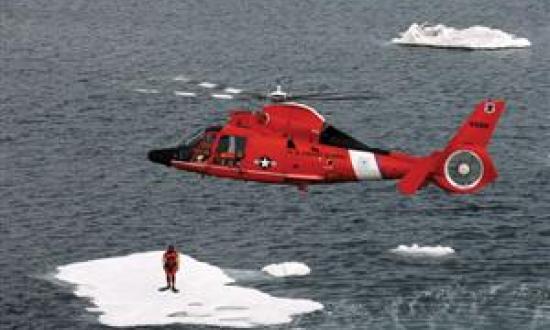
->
xmin=392 ymin=23 xmax=531 ymax=49
xmin=56 ymin=252 xmax=322 ymax=328
xmin=262 ymin=262 xmax=311 ymax=277
xmin=390 ymin=244 xmax=455 ymax=257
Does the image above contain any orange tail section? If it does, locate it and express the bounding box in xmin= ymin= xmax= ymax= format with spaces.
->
xmin=398 ymin=100 xmax=505 ymax=195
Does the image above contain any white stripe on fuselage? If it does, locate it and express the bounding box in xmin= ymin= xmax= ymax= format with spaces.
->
xmin=348 ymin=150 xmax=382 ymax=180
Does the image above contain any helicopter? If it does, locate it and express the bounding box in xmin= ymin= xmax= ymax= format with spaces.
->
xmin=147 ymin=79 xmax=505 ymax=195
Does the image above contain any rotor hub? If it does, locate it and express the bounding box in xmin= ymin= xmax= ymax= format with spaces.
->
xmin=458 ymin=163 xmax=471 ymax=175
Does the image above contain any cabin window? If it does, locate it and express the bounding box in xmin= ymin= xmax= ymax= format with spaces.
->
xmin=287 ymin=137 xmax=296 ymax=149
xmin=319 ymin=125 xmax=390 ymax=155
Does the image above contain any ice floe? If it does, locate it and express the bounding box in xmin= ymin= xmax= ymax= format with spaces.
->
xmin=262 ymin=262 xmax=311 ymax=277
xmin=56 ymin=251 xmax=322 ymax=328
xmin=389 ymin=244 xmax=455 ymax=257
xmin=392 ymin=23 xmax=531 ymax=49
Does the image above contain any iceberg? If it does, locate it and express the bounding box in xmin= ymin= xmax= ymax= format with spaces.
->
xmin=392 ymin=23 xmax=531 ymax=50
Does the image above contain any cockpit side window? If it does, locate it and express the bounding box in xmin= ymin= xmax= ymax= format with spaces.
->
xmin=215 ymin=135 xmax=247 ymax=166
xmin=216 ymin=136 xmax=246 ymax=158
xmin=234 ymin=137 xmax=246 ymax=159
xmin=204 ymin=133 xmax=215 ymax=144
xmin=217 ymin=135 xmax=230 ymax=153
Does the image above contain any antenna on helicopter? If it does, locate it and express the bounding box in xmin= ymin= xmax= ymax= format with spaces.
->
xmin=267 ymin=85 xmax=289 ymax=103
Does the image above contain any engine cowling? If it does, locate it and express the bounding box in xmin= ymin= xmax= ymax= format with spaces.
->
xmin=434 ymin=147 xmax=498 ymax=194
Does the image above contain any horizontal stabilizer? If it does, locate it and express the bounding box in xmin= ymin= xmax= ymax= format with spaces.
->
xmin=398 ymin=156 xmax=438 ymax=195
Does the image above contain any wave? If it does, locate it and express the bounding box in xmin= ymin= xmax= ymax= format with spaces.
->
xmin=55 ymin=251 xmax=322 ymax=328
xmin=376 ymin=281 xmax=550 ymax=328
xmin=389 ymin=244 xmax=455 ymax=257
xmin=262 ymin=262 xmax=311 ymax=277
xmin=392 ymin=23 xmax=531 ymax=50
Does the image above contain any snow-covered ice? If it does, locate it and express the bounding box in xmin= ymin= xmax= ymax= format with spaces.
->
xmin=389 ymin=244 xmax=456 ymax=257
xmin=56 ymin=251 xmax=322 ymax=328
xmin=392 ymin=23 xmax=531 ymax=49
xmin=262 ymin=262 xmax=311 ymax=277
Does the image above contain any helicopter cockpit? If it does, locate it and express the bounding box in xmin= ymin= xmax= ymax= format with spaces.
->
xmin=148 ymin=126 xmax=222 ymax=166
xmin=175 ymin=126 xmax=222 ymax=162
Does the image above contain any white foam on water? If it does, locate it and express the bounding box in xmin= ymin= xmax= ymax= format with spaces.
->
xmin=389 ymin=244 xmax=455 ymax=257
xmin=392 ymin=23 xmax=531 ymax=49
xmin=199 ymin=82 xmax=217 ymax=89
xmin=224 ymin=87 xmax=242 ymax=94
xmin=173 ymin=75 xmax=190 ymax=82
xmin=134 ymin=88 xmax=160 ymax=94
xmin=55 ymin=251 xmax=322 ymax=328
xmin=174 ymin=91 xmax=197 ymax=97
xmin=211 ymin=93 xmax=234 ymax=100
xmin=262 ymin=262 xmax=311 ymax=277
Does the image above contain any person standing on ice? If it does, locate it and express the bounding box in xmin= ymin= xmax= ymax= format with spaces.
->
xmin=159 ymin=245 xmax=180 ymax=293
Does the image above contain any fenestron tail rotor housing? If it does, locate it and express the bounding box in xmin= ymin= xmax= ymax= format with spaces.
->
xmin=444 ymin=150 xmax=484 ymax=190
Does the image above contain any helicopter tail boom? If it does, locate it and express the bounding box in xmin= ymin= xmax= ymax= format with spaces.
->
xmin=397 ymin=100 xmax=505 ymax=195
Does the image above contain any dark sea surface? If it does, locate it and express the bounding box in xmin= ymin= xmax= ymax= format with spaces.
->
xmin=2 ymin=0 xmax=550 ymax=329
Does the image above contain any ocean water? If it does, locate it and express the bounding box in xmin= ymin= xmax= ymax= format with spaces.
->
xmin=1 ymin=0 xmax=550 ymax=329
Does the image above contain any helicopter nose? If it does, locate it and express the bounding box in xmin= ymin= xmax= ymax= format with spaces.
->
xmin=147 ymin=148 xmax=176 ymax=166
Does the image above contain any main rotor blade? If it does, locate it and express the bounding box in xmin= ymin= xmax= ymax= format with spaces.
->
xmin=135 ymin=75 xmax=378 ymax=103
xmin=289 ymin=91 xmax=378 ymax=101
xmin=172 ymin=75 xmax=267 ymax=101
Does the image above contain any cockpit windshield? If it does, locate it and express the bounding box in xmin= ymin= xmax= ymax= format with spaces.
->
xmin=178 ymin=126 xmax=222 ymax=148
xmin=180 ymin=129 xmax=204 ymax=147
